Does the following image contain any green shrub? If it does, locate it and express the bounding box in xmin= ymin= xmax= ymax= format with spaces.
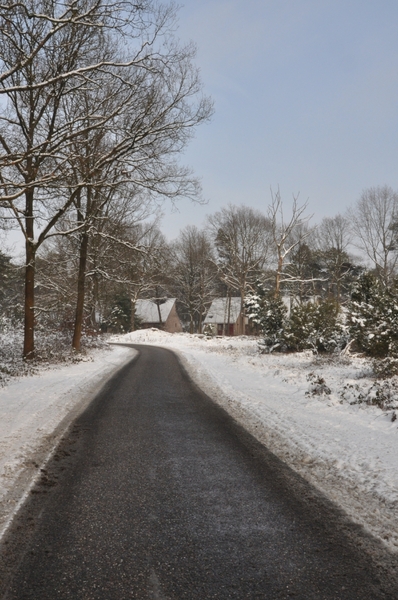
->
xmin=305 ymin=372 xmax=331 ymax=396
xmin=245 ymin=283 xmax=287 ymax=352
xmin=284 ymin=300 xmax=345 ymax=353
xmin=246 ymin=282 xmax=345 ymax=354
xmin=372 ymin=357 xmax=398 ymax=378
xmin=347 ymin=273 xmax=398 ymax=358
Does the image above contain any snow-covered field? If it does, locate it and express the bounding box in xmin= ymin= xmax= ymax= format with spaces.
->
xmin=0 ymin=330 xmax=397 ymax=556
xmin=113 ymin=330 xmax=398 ymax=553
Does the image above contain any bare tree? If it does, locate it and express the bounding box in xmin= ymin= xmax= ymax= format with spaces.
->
xmin=170 ymin=226 xmax=216 ymax=333
xmin=0 ymin=2 xmax=102 ymax=357
xmin=349 ymin=186 xmax=398 ymax=285
xmin=36 ymin=200 xmax=166 ymax=335
xmin=0 ymin=0 xmax=212 ymax=357
xmin=67 ymin=54 xmax=212 ymax=350
xmin=267 ymin=188 xmax=313 ymax=297
xmin=208 ymin=205 xmax=271 ymax=334
xmin=284 ymin=223 xmax=320 ymax=303
xmin=98 ymin=218 xmax=169 ymax=332
xmin=316 ymin=214 xmax=355 ymax=302
xmin=72 ymin=188 xmax=161 ymax=342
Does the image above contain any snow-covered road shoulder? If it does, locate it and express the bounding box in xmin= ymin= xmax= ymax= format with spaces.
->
xmin=0 ymin=344 xmax=135 ymax=540
xmin=113 ymin=330 xmax=398 ymax=553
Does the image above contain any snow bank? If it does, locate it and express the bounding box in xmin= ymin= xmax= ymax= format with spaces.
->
xmin=113 ymin=329 xmax=398 ymax=552
xmin=0 ymin=345 xmax=135 ymax=540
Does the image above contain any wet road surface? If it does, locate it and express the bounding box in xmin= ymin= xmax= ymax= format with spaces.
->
xmin=0 ymin=344 xmax=397 ymax=599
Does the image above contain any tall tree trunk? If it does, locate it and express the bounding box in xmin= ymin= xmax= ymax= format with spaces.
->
xmin=189 ymin=313 xmax=194 ymax=334
xmin=239 ymin=292 xmax=245 ymax=336
xmin=90 ymin=268 xmax=99 ymax=330
xmin=24 ymin=243 xmax=35 ymax=359
xmin=72 ymin=229 xmax=89 ymax=352
xmin=155 ymin=288 xmax=163 ymax=329
xmin=226 ymin=290 xmax=231 ymax=336
xmin=275 ymin=252 xmax=283 ymax=298
xmin=198 ymin=302 xmax=203 ymax=334
xmin=130 ymin=297 xmax=136 ymax=332
xmin=189 ymin=296 xmax=194 ymax=334
xmin=23 ymin=190 xmax=35 ymax=360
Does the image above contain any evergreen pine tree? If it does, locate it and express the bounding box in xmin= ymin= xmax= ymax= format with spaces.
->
xmin=347 ymin=273 xmax=398 ymax=357
xmin=245 ymin=281 xmax=287 ymax=352
xmin=285 ymin=300 xmax=345 ymax=353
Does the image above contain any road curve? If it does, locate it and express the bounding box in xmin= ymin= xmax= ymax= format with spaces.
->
xmin=0 ymin=344 xmax=397 ymax=599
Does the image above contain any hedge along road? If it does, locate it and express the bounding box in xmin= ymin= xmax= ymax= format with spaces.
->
xmin=0 ymin=344 xmax=397 ymax=599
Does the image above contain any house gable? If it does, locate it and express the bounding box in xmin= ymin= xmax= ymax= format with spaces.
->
xmin=203 ymin=297 xmax=242 ymax=326
xmin=135 ymin=298 xmax=182 ymax=333
xmin=203 ymin=297 xmax=245 ymax=336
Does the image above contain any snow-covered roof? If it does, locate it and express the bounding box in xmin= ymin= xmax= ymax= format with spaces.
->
xmin=135 ymin=298 xmax=176 ymax=324
xmin=203 ymin=297 xmax=242 ymax=324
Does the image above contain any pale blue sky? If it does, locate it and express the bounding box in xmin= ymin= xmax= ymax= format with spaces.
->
xmin=161 ymin=0 xmax=398 ymax=239
xmin=4 ymin=0 xmax=398 ymax=254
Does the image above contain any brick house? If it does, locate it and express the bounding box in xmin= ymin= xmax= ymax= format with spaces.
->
xmin=134 ymin=298 xmax=183 ymax=333
xmin=203 ymin=297 xmax=247 ymax=336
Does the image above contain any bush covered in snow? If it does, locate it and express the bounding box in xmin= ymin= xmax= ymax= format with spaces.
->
xmin=284 ymin=300 xmax=346 ymax=353
xmin=305 ymin=372 xmax=332 ymax=396
xmin=245 ymin=283 xmax=287 ymax=352
xmin=347 ymin=272 xmax=398 ymax=359
xmin=0 ymin=318 xmax=108 ymax=386
xmin=102 ymin=295 xmax=132 ymax=333
xmin=372 ymin=356 xmax=398 ymax=379
xmin=246 ymin=282 xmax=346 ymax=354
xmin=246 ymin=270 xmax=398 ymax=368
xmin=340 ymin=378 xmax=398 ymax=412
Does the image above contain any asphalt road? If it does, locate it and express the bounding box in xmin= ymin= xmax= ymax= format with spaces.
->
xmin=0 ymin=344 xmax=397 ymax=599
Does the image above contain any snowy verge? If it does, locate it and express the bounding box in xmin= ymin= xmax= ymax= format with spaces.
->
xmin=0 ymin=344 xmax=136 ymax=541
xmin=112 ymin=329 xmax=398 ymax=553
